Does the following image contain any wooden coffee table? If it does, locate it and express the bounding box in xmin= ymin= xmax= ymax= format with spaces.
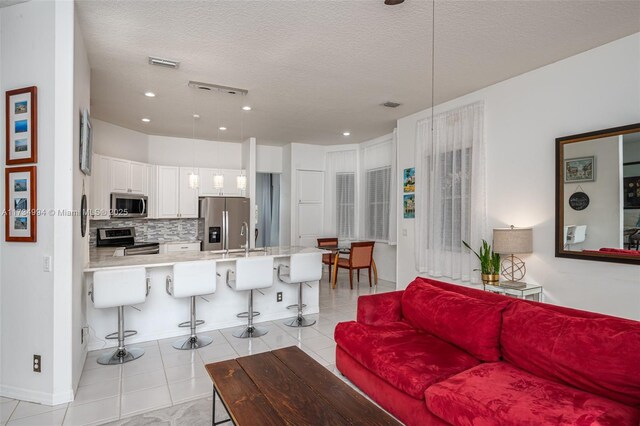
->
xmin=205 ymin=346 xmax=399 ymax=425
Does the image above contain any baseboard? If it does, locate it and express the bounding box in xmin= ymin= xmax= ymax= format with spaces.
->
xmin=0 ymin=384 xmax=74 ymax=406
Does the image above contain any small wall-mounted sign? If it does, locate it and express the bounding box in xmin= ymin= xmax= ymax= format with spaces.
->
xmin=569 ymin=191 xmax=590 ymax=211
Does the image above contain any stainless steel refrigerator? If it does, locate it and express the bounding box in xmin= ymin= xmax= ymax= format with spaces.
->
xmin=199 ymin=197 xmax=250 ymax=251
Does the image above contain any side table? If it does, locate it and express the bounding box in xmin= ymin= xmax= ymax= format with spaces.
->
xmin=483 ymin=282 xmax=543 ymax=302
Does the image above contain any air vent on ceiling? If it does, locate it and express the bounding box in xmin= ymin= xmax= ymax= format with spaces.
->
xmin=188 ymin=81 xmax=248 ymax=96
xmin=382 ymin=101 xmax=402 ymax=108
xmin=148 ymin=56 xmax=180 ymax=69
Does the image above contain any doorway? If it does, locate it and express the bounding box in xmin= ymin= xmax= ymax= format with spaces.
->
xmin=255 ymin=173 xmax=281 ymax=248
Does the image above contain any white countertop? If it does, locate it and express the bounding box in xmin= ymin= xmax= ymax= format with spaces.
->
xmin=85 ymin=246 xmax=329 ymax=272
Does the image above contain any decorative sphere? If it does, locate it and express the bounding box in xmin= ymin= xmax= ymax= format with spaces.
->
xmin=501 ymin=257 xmax=526 ymax=282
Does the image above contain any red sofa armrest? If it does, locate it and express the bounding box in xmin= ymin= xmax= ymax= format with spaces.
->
xmin=356 ymin=291 xmax=404 ymax=326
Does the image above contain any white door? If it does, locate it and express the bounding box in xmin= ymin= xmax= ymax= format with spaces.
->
xmin=296 ymin=170 xmax=324 ymax=247
xmin=157 ymin=166 xmax=179 ymax=218
xmin=110 ymin=158 xmax=131 ymax=193
xmin=129 ymin=162 xmax=146 ymax=194
xmin=178 ymin=167 xmax=199 ymax=218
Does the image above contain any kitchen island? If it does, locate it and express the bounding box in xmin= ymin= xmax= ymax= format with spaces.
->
xmin=84 ymin=246 xmax=327 ymax=351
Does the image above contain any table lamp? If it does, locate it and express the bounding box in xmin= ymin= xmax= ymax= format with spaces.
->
xmin=492 ymin=225 xmax=533 ymax=289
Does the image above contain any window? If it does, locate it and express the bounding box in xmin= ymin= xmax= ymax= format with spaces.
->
xmin=428 ymin=148 xmax=472 ymax=251
xmin=365 ymin=166 xmax=391 ymax=241
xmin=336 ymin=172 xmax=355 ymax=238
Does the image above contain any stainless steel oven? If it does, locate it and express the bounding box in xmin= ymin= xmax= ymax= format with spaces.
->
xmin=110 ymin=193 xmax=148 ymax=218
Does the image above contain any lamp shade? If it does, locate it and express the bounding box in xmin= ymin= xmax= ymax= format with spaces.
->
xmin=493 ymin=227 xmax=533 ymax=254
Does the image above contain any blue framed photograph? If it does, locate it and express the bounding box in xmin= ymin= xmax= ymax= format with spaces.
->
xmin=6 ymin=86 xmax=37 ymax=165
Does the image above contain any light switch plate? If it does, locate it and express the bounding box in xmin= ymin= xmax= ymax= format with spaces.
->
xmin=43 ymin=256 xmax=52 ymax=272
xmin=402 ymin=229 xmax=408 ymax=237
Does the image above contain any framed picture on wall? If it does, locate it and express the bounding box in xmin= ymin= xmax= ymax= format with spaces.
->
xmin=564 ymin=156 xmax=595 ymax=183
xmin=80 ymin=109 xmax=92 ymax=175
xmin=403 ymin=168 xmax=415 ymax=193
xmin=5 ymin=86 xmax=37 ymax=165
xmin=5 ymin=166 xmax=37 ymax=242
xmin=403 ymin=193 xmax=415 ymax=219
xmin=623 ymin=176 xmax=640 ymax=209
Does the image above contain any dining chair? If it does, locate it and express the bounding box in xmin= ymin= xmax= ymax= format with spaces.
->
xmin=335 ymin=241 xmax=375 ymax=289
xmin=317 ymin=237 xmax=338 ymax=282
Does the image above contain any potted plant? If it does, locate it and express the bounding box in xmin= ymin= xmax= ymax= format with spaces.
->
xmin=463 ymin=240 xmax=500 ymax=285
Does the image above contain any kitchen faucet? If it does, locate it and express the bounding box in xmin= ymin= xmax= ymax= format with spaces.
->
xmin=240 ymin=222 xmax=249 ymax=255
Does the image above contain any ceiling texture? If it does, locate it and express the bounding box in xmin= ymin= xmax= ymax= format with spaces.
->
xmin=77 ymin=0 xmax=640 ymax=146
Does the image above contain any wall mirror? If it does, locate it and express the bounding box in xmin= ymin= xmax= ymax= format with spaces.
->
xmin=556 ymin=123 xmax=640 ymax=265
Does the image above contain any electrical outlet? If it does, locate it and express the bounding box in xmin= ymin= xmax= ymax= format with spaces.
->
xmin=276 ymin=292 xmax=283 ymax=302
xmin=81 ymin=326 xmax=89 ymax=344
xmin=33 ymin=355 xmax=41 ymax=373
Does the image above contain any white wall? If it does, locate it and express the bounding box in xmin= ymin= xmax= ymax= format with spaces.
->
xmin=1 ymin=0 xmax=76 ymax=404
xmin=564 ymin=136 xmax=621 ymax=250
xmin=396 ymin=33 xmax=640 ymax=320
xmin=71 ymin=7 xmax=91 ymax=393
xmin=256 ymin=145 xmax=283 ymax=173
xmin=92 ymin=119 xmax=149 ymax=163
xmin=148 ymin=135 xmax=242 ymax=169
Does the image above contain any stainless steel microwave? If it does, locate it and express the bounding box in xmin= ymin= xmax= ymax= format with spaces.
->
xmin=110 ymin=193 xmax=148 ymax=218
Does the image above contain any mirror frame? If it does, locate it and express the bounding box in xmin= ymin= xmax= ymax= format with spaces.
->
xmin=555 ymin=122 xmax=640 ymax=265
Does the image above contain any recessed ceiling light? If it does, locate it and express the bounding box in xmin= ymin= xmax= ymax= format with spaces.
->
xmin=242 ymin=106 xmax=252 ymax=111
xmin=193 ymin=114 xmax=200 ymax=119
xmin=141 ymin=118 xmax=151 ymax=123
xmin=219 ymin=126 xmax=227 ymax=131
xmin=342 ymin=131 xmax=351 ymax=136
xmin=144 ymin=92 xmax=156 ymax=98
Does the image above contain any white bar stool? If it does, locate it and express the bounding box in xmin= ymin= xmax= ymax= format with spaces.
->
xmin=90 ymin=267 xmax=149 ymax=365
xmin=166 ymin=260 xmax=217 ymax=350
xmin=226 ymin=256 xmax=274 ymax=338
xmin=278 ymin=252 xmax=322 ymax=327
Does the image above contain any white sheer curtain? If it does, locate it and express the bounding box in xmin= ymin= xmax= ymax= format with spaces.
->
xmin=324 ymin=150 xmax=358 ymax=238
xmin=415 ymin=102 xmax=486 ymax=282
xmin=359 ymin=135 xmax=397 ymax=243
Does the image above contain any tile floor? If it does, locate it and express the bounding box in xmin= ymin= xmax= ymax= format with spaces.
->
xmin=0 ymin=274 xmax=396 ymax=426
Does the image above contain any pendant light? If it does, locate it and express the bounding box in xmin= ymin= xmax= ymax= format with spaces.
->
xmin=237 ymin=96 xmax=247 ymax=194
xmin=188 ymin=104 xmax=200 ymax=189
xmin=214 ymin=96 xmax=224 ymax=192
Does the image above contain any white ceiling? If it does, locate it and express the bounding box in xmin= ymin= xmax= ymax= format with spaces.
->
xmin=77 ymin=1 xmax=640 ymax=146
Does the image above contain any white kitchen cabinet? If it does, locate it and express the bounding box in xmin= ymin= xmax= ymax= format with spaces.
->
xmin=156 ymin=166 xmax=199 ymax=218
xmin=146 ymin=164 xmax=157 ymax=218
xmin=129 ymin=162 xmax=146 ymax=194
xmin=157 ymin=166 xmax=180 ymax=218
xmin=90 ymin=154 xmax=111 ymax=219
xmin=198 ymin=168 xmax=245 ymax=197
xmin=108 ymin=157 xmax=148 ymax=195
xmin=178 ymin=167 xmax=199 ymax=218
xmin=110 ymin=158 xmax=130 ymax=193
xmin=164 ymin=241 xmax=201 ymax=253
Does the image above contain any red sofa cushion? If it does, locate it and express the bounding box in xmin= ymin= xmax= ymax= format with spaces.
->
xmin=334 ymin=321 xmax=480 ymax=400
xmin=336 ymin=347 xmax=448 ymax=426
xmin=401 ymin=280 xmax=511 ymax=361
xmin=501 ymin=301 xmax=640 ymax=406
xmin=426 ymin=362 xmax=640 ymax=426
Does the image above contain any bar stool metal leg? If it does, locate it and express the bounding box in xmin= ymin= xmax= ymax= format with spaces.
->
xmin=173 ymin=296 xmax=213 ymax=350
xmin=233 ymin=290 xmax=268 ymax=338
xmin=284 ymin=282 xmax=316 ymax=328
xmin=98 ymin=306 xmax=145 ymax=365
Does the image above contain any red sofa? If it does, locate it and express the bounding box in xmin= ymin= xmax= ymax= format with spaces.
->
xmin=334 ymin=278 xmax=640 ymax=425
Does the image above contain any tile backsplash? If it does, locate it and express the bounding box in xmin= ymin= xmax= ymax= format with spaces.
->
xmin=89 ymin=218 xmax=201 ymax=246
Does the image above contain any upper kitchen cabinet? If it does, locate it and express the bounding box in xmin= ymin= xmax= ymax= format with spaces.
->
xmin=199 ymin=168 xmax=245 ymax=197
xmin=90 ymin=154 xmax=111 ymax=219
xmin=178 ymin=167 xmax=199 ymax=218
xmin=156 ymin=166 xmax=199 ymax=218
xmin=109 ymin=157 xmax=148 ymax=195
